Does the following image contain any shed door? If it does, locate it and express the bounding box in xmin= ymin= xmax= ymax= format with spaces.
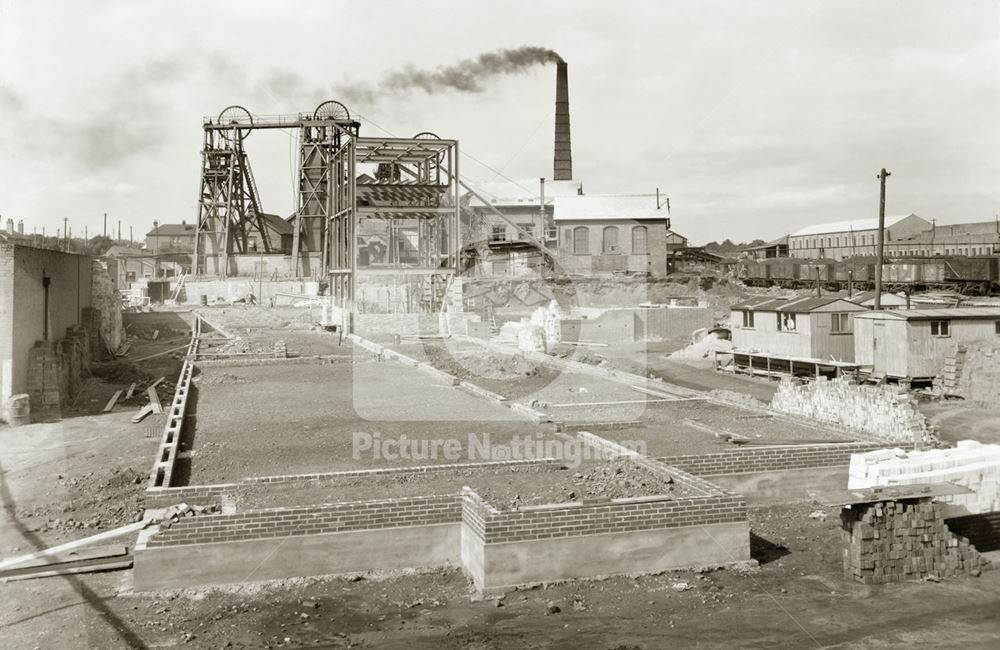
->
xmin=872 ymin=322 xmax=889 ymax=376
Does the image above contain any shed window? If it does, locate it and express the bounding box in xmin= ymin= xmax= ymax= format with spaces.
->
xmin=491 ymin=225 xmax=507 ymax=242
xmin=778 ymin=312 xmax=797 ymax=332
xmin=602 ymin=226 xmax=620 ymax=253
xmin=632 ymin=226 xmax=648 ymax=254
xmin=830 ymin=312 xmax=851 ymax=333
xmin=930 ymin=320 xmax=950 ymax=337
xmin=995 ymin=321 xmax=1000 ymax=335
xmin=742 ymin=310 xmax=755 ymax=328
xmin=572 ymin=226 xmax=589 ymax=255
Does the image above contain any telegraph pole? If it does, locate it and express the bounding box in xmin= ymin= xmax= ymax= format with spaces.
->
xmin=63 ymin=217 xmax=68 ymax=251
xmin=103 ymin=213 xmax=107 ymax=237
xmin=873 ymin=168 xmax=891 ymax=310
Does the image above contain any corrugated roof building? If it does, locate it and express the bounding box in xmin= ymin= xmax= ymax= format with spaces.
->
xmin=730 ymin=295 xmax=867 ymax=361
xmin=787 ymin=213 xmax=930 ymax=260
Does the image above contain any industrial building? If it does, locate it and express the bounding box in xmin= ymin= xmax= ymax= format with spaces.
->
xmin=788 ymin=214 xmax=930 ymax=260
xmin=784 ymin=214 xmax=1000 ymax=261
xmin=553 ymin=194 xmax=676 ymax=276
xmin=853 ymin=307 xmax=1000 ymax=382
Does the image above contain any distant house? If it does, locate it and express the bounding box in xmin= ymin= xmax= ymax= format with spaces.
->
xmin=103 ymin=245 xmax=156 ymax=290
xmin=730 ymin=296 xmax=867 ymax=362
xmin=145 ymin=222 xmax=196 ymax=252
xmin=553 ymin=194 xmax=674 ymax=277
xmin=853 ymin=308 xmax=1000 ymax=382
xmin=245 ymin=213 xmax=294 ymax=254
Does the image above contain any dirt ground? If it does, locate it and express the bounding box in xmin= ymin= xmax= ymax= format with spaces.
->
xmin=918 ymin=399 xmax=1000 ymax=446
xmin=185 ymin=358 xmax=561 ymax=484
xmin=3 ymin=500 xmax=999 ymax=649
xmin=233 ymin=459 xmax=687 ymax=511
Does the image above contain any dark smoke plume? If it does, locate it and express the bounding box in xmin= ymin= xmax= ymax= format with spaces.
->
xmin=334 ymin=46 xmax=563 ymax=105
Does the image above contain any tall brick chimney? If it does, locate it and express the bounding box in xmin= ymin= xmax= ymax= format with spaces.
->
xmin=553 ymin=61 xmax=572 ymax=181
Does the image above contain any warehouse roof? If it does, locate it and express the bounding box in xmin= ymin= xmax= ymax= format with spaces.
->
xmin=147 ymin=223 xmax=196 ymax=237
xmin=553 ymin=194 xmax=671 ymax=222
xmin=854 ymin=307 xmax=1000 ymax=321
xmin=790 ymin=214 xmax=919 ymax=238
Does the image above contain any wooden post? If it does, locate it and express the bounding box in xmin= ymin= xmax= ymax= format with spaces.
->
xmin=874 ymin=168 xmax=892 ymax=310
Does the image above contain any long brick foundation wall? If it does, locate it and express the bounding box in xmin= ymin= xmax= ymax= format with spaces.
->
xmin=658 ymin=442 xmax=886 ymax=477
xmin=145 ymin=494 xmax=461 ymax=548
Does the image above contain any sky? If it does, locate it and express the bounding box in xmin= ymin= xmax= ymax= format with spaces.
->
xmin=0 ymin=0 xmax=997 ymax=245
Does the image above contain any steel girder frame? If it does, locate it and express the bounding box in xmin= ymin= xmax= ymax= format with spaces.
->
xmin=193 ymin=127 xmax=267 ymax=277
xmin=329 ymin=136 xmax=460 ymax=316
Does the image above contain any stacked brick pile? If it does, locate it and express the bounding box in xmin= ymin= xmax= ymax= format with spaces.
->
xmin=840 ymin=498 xmax=984 ymax=584
xmin=848 ymin=441 xmax=1000 ymax=514
xmin=771 ymin=376 xmax=929 ymax=445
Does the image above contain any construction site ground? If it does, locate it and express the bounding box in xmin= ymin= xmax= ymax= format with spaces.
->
xmin=231 ymin=459 xmax=688 ymax=511
xmin=3 ymin=307 xmax=999 ymax=647
xmin=185 ymin=357 xmax=560 ymax=484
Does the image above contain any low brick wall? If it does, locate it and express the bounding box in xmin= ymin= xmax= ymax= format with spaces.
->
xmin=658 ymin=442 xmax=886 ymax=477
xmin=145 ymin=495 xmax=461 ymax=548
xmin=463 ymin=489 xmax=746 ymax=545
xmin=840 ymin=498 xmax=984 ymax=584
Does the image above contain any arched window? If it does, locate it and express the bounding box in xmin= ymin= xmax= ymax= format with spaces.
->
xmin=573 ymin=226 xmax=589 ymax=255
xmin=631 ymin=226 xmax=648 ymax=254
xmin=603 ymin=226 xmax=619 ymax=253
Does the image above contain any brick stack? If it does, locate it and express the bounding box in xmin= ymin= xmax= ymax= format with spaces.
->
xmin=272 ymin=340 xmax=287 ymax=358
xmin=27 ymin=341 xmax=64 ymax=416
xmin=841 ymin=498 xmax=984 ymax=584
xmin=938 ymin=341 xmax=1000 ymax=408
xmin=771 ymin=376 xmax=929 ymax=445
xmin=848 ymin=441 xmax=1000 ymax=514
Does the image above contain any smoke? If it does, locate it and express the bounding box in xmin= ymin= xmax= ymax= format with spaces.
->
xmin=0 ymin=46 xmax=563 ymax=171
xmin=334 ymin=46 xmax=563 ymax=105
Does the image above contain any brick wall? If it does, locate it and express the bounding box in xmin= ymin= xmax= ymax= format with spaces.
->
xmin=464 ymin=489 xmax=746 ymax=545
xmin=840 ymin=498 xmax=984 ymax=584
xmin=658 ymin=442 xmax=886 ymax=476
xmin=145 ymin=494 xmax=461 ymax=548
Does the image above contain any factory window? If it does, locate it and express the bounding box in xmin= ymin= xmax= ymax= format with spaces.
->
xmin=742 ymin=310 xmax=755 ymax=328
xmin=930 ymin=320 xmax=950 ymax=337
xmin=491 ymin=225 xmax=507 ymax=242
xmin=631 ymin=226 xmax=648 ymax=254
xmin=835 ymin=236 xmax=840 ymax=247
xmin=777 ymin=312 xmax=797 ymax=332
xmin=516 ymin=222 xmax=535 ymax=240
xmin=830 ymin=312 xmax=851 ymax=334
xmin=602 ymin=226 xmax=620 ymax=253
xmin=572 ymin=226 xmax=589 ymax=254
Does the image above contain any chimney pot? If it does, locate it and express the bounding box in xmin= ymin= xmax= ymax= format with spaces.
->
xmin=17 ymin=220 xmax=23 ymax=234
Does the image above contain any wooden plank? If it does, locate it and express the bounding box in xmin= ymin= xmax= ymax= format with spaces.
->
xmin=151 ymin=329 xmax=159 ymax=340
xmin=131 ymin=403 xmax=155 ymax=423
xmin=102 ymin=390 xmax=123 ymax=412
xmin=124 ymin=382 xmax=136 ymax=400
xmin=0 ymin=522 xmax=145 ymax=571
xmin=148 ymin=377 xmax=165 ymax=389
xmin=2 ymin=544 xmax=127 ymax=571
xmin=147 ymin=387 xmax=163 ymax=414
xmin=0 ymin=557 xmax=132 ymax=581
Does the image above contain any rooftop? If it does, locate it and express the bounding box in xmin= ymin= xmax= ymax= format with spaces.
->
xmin=854 ymin=307 xmax=1000 ymax=321
xmin=790 ymin=214 xmax=921 ymax=238
xmin=148 ymin=223 xmax=196 ymax=237
xmin=731 ymin=296 xmax=864 ymax=312
xmin=464 ymin=179 xmax=583 ymax=207
xmin=553 ymin=194 xmax=671 ymax=222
